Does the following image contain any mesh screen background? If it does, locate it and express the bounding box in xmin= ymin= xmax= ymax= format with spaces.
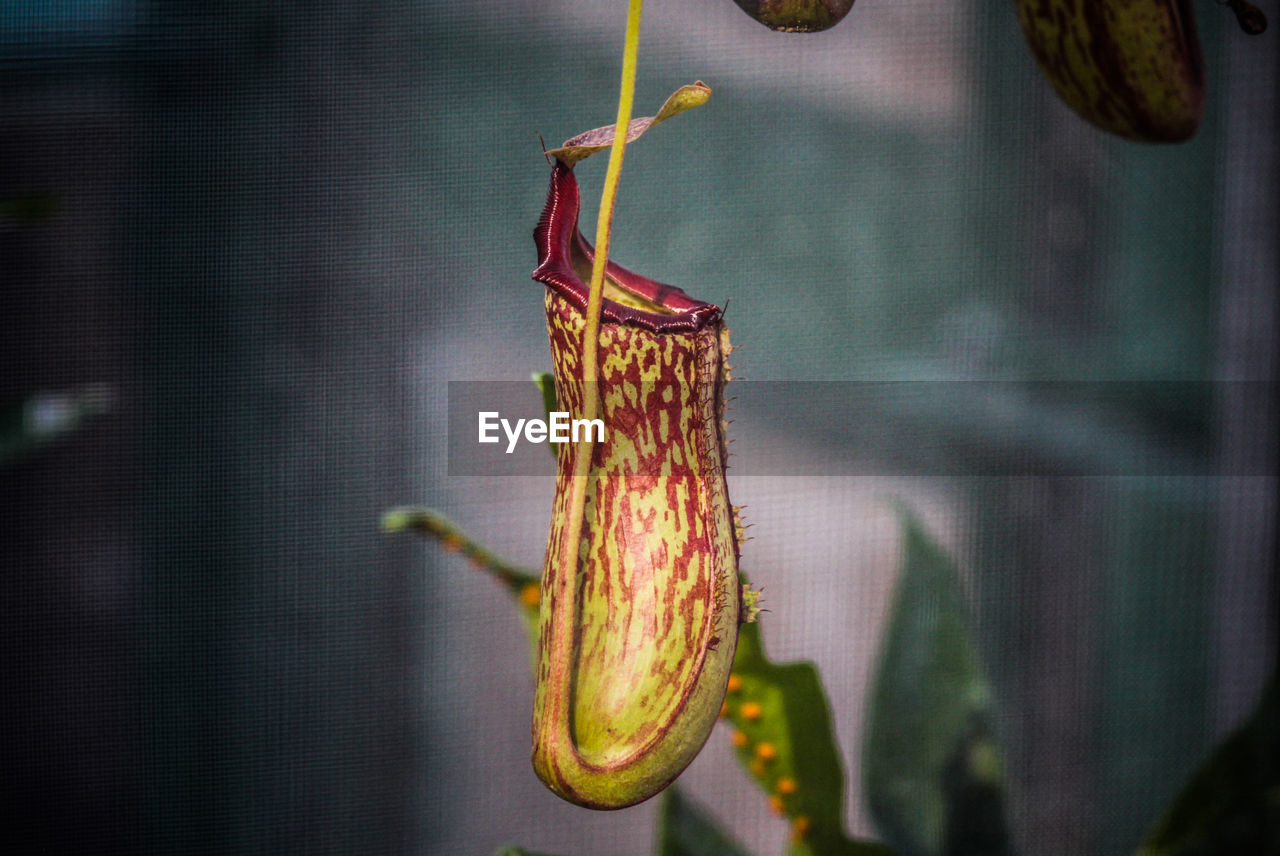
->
xmin=2 ymin=1 xmax=1276 ymax=854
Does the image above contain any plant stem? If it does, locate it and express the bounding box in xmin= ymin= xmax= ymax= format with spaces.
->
xmin=381 ymin=507 xmax=538 ymax=590
xmin=543 ymin=0 xmax=643 ymax=769
xmin=559 ymin=0 xmax=642 ymax=571
xmin=582 ymin=0 xmax=643 ymax=425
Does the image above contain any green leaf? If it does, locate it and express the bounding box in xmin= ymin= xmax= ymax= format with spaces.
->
xmin=862 ymin=511 xmax=1012 ymax=856
xmin=545 ymin=82 xmax=712 ymax=167
xmin=658 ymin=786 xmax=754 ymax=856
xmin=381 ymin=507 xmax=541 ymax=665
xmin=724 ymin=619 xmax=896 ymax=856
xmin=1136 ymin=672 xmax=1280 ymax=855
xmin=493 ymin=848 xmax=562 ymax=856
xmin=533 ymin=371 xmax=558 ymax=458
xmin=533 ymin=371 xmax=557 ymax=422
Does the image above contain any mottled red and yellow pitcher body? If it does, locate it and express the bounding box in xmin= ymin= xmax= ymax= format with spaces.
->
xmin=530 ymin=163 xmax=742 ymax=809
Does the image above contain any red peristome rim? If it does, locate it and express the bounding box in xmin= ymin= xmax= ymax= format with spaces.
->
xmin=532 ymin=162 xmax=722 ymax=333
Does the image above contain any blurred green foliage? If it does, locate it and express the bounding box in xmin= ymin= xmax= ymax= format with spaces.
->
xmin=1138 ymin=673 xmax=1280 ymax=856
xmin=658 ymin=787 xmax=754 ymax=856
xmin=0 ymin=386 xmax=114 ymax=467
xmin=862 ymin=512 xmax=1010 ymax=856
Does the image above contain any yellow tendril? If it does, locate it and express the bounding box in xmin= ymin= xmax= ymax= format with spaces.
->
xmin=553 ymin=0 xmax=643 ymax=701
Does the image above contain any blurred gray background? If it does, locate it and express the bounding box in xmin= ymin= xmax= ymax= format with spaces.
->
xmin=2 ymin=1 xmax=1276 ymax=853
